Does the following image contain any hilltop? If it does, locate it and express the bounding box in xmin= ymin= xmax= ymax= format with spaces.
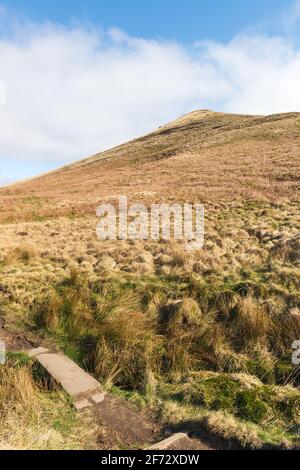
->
xmin=1 ymin=110 xmax=300 ymax=222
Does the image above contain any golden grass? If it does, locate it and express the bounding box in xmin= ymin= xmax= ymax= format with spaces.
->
xmin=96 ymin=311 xmax=163 ymax=390
xmin=0 ymin=111 xmax=299 ymax=223
xmin=0 ymin=361 xmax=99 ymax=450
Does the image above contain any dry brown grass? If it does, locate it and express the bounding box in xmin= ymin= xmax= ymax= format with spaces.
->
xmin=96 ymin=311 xmax=163 ymax=390
xmin=203 ymin=411 xmax=262 ymax=449
xmin=231 ymin=296 xmax=273 ymax=349
xmin=3 ymin=244 xmax=38 ymax=265
xmin=0 ymin=361 xmax=99 ymax=450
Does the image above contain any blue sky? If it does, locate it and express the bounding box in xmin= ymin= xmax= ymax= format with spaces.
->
xmin=0 ymin=0 xmax=300 ymax=184
xmin=0 ymin=0 xmax=290 ymax=42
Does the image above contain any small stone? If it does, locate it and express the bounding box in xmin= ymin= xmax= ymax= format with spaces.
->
xmin=74 ymin=399 xmax=92 ymax=411
xmin=90 ymin=392 xmax=107 ymax=404
xmin=146 ymin=433 xmax=189 ymax=450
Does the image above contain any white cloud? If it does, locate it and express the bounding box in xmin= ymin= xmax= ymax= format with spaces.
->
xmin=0 ymin=9 xmax=300 ymax=182
xmin=281 ymin=0 xmax=300 ymax=31
xmin=0 ymin=20 xmax=230 ymax=167
xmin=198 ymin=34 xmax=300 ymax=114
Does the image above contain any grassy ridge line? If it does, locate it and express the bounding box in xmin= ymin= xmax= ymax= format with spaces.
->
xmin=0 ymin=111 xmax=299 ymax=223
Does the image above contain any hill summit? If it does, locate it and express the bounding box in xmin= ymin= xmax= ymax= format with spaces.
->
xmin=1 ymin=110 xmax=299 ymax=222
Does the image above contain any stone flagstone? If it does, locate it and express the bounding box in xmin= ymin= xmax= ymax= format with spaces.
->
xmin=29 ymin=350 xmax=100 ymax=399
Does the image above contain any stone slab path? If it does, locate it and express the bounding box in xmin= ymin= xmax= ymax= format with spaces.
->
xmin=29 ymin=347 xmax=101 ymax=400
xmin=28 ymin=347 xmax=160 ymax=447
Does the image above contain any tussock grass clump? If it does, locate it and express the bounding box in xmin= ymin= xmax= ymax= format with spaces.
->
xmin=203 ymin=411 xmax=263 ymax=449
xmin=96 ymin=311 xmax=163 ymax=390
xmin=230 ymin=296 xmax=273 ymax=349
xmin=276 ymin=309 xmax=300 ymax=354
xmin=4 ymin=244 xmax=38 ymax=265
xmin=272 ymin=235 xmax=300 ymax=263
xmin=29 ymin=291 xmax=62 ymax=330
xmin=158 ymin=298 xmax=219 ymax=378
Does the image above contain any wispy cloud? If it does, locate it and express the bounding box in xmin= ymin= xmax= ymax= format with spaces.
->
xmin=0 ymin=5 xmax=300 ymax=182
xmin=281 ymin=0 xmax=300 ymax=32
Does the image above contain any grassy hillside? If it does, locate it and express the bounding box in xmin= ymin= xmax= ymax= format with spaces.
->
xmin=0 ymin=110 xmax=299 ymax=222
xmin=0 ymin=110 xmax=300 ymax=449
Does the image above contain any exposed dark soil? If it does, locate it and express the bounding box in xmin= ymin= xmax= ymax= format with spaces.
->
xmin=92 ymin=395 xmax=217 ymax=449
xmin=0 ymin=317 xmax=36 ymax=351
xmin=93 ymin=394 xmax=160 ymax=448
